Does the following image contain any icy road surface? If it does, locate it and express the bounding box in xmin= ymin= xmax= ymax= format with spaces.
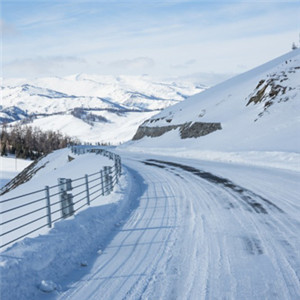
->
xmin=57 ymin=154 xmax=300 ymax=299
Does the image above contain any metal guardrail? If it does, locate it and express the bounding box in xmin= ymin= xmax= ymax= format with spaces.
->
xmin=0 ymin=147 xmax=122 ymax=249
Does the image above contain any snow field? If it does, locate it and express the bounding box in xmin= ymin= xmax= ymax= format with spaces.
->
xmin=28 ymin=110 xmax=158 ymax=144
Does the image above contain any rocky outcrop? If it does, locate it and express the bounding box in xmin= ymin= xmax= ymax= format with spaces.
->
xmin=132 ymin=121 xmax=222 ymax=140
xmin=180 ymin=122 xmax=222 ymax=139
xmin=245 ymin=65 xmax=299 ymax=120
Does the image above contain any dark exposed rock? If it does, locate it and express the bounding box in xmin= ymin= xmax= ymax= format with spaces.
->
xmin=132 ymin=121 xmax=222 ymax=140
xmin=245 ymin=65 xmax=299 ymax=120
xmin=180 ymin=122 xmax=222 ymax=139
xmin=132 ymin=124 xmax=181 ymax=140
xmin=246 ymin=85 xmax=268 ymax=105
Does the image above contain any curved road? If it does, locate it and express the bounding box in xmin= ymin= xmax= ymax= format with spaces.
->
xmin=58 ymin=154 xmax=300 ymax=299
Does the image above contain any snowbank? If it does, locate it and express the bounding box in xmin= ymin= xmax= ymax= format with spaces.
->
xmin=0 ymin=164 xmax=134 ymax=300
xmin=119 ymin=145 xmax=300 ymax=172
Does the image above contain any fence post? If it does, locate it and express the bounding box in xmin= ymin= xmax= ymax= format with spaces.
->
xmin=116 ymin=157 xmax=121 ymax=177
xmin=108 ymin=166 xmax=113 ymax=192
xmin=115 ymin=163 xmax=119 ymax=184
xmin=100 ymin=170 xmax=104 ymax=195
xmin=45 ymin=186 xmax=52 ymax=228
xmin=104 ymin=166 xmax=110 ymax=195
xmin=85 ymin=174 xmax=90 ymax=205
xmin=58 ymin=178 xmax=74 ymax=218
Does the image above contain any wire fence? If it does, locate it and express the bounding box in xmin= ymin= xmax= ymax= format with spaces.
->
xmin=0 ymin=146 xmax=122 ymax=249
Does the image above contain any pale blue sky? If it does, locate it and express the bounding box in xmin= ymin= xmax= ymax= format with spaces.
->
xmin=1 ymin=0 xmax=299 ymax=79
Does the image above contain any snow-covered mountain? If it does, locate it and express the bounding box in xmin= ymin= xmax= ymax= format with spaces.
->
xmin=129 ymin=49 xmax=300 ymax=153
xmin=1 ymin=75 xmax=204 ymax=144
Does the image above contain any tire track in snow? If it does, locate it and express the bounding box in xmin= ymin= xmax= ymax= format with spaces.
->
xmin=144 ymin=159 xmax=300 ymax=299
xmin=147 ymin=159 xmax=284 ymax=214
xmin=58 ymin=163 xmax=179 ymax=300
xmin=57 ymin=167 xmax=153 ymax=299
xmin=57 ymin=156 xmax=299 ymax=299
xmin=122 ymin=184 xmax=178 ymax=299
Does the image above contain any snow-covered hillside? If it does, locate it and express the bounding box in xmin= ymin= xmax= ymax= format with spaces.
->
xmin=1 ymin=75 xmax=204 ymax=144
xmin=129 ymin=49 xmax=300 ymax=153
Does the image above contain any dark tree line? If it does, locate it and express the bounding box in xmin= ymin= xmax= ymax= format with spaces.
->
xmin=71 ymin=108 xmax=109 ymax=126
xmin=0 ymin=124 xmax=79 ymax=159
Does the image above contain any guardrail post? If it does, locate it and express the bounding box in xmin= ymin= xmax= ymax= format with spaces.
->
xmin=85 ymin=174 xmax=90 ymax=206
xmin=104 ymin=166 xmax=110 ymax=195
xmin=58 ymin=178 xmax=74 ymax=218
xmin=45 ymin=185 xmax=52 ymax=228
xmin=115 ymin=157 xmax=121 ymax=177
xmin=108 ymin=166 xmax=113 ymax=192
xmin=114 ymin=163 xmax=119 ymax=184
xmin=100 ymin=170 xmax=104 ymax=195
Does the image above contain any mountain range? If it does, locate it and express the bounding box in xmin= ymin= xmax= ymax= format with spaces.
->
xmin=1 ymin=74 xmax=204 ymax=144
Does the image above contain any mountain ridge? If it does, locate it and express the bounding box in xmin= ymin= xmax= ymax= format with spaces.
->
xmin=1 ymin=75 xmax=205 ymax=144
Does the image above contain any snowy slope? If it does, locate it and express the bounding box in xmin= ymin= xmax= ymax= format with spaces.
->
xmin=128 ymin=49 xmax=300 ymax=152
xmin=1 ymin=75 xmax=203 ymax=144
xmin=24 ymin=111 xmax=157 ymax=145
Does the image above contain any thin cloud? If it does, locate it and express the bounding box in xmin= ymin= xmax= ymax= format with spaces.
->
xmin=4 ymin=56 xmax=87 ymax=77
xmin=0 ymin=19 xmax=18 ymax=36
xmin=109 ymin=57 xmax=155 ymax=70
xmin=2 ymin=1 xmax=299 ymax=78
xmin=171 ymin=59 xmax=197 ymax=69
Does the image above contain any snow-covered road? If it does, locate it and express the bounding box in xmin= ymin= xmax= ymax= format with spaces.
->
xmin=56 ymin=153 xmax=300 ymax=299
